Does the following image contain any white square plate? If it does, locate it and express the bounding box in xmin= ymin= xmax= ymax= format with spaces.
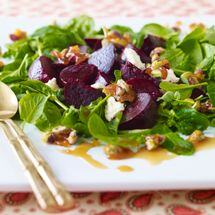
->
xmin=0 ymin=16 xmax=215 ymax=192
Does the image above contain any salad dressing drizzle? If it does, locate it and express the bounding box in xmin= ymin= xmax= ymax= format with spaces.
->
xmin=117 ymin=165 xmax=134 ymax=172
xmin=62 ymin=137 xmax=215 ymax=170
xmin=63 ymin=140 xmax=107 ymax=169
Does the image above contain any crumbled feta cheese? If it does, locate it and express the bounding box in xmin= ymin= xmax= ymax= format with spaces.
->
xmin=91 ymin=82 xmax=105 ymax=89
xmin=105 ymin=97 xmax=125 ymax=121
xmin=66 ymin=130 xmax=78 ymax=145
xmin=163 ymin=69 xmax=180 ymax=83
xmin=46 ymin=78 xmax=60 ymax=91
xmin=122 ymin=48 xmax=145 ymax=70
xmin=117 ymin=79 xmax=129 ymax=92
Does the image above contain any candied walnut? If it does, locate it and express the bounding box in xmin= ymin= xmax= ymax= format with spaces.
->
xmin=10 ymin=29 xmax=27 ymax=41
xmin=150 ymin=47 xmax=165 ymax=58
xmin=187 ymin=130 xmax=205 ymax=144
xmin=194 ymin=100 xmax=214 ymax=113
xmin=103 ymin=144 xmax=132 ymax=159
xmin=46 ymin=127 xmax=78 ymax=147
xmin=189 ymin=23 xmax=205 ymax=31
xmin=145 ymin=134 xmax=165 ymax=150
xmin=102 ymin=27 xmax=131 ymax=47
xmin=0 ymin=61 xmax=4 ymax=68
xmin=103 ymin=80 xmax=136 ymax=103
xmin=188 ymin=75 xmax=199 ymax=85
xmin=194 ymin=69 xmax=205 ymax=81
xmin=151 ymin=59 xmax=170 ymax=70
xmin=51 ymin=45 xmax=89 ymax=65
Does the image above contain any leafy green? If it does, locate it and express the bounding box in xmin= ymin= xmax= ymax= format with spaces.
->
xmin=162 ymin=133 xmax=195 ymax=155
xmin=207 ymin=81 xmax=215 ymax=106
xmin=175 ymin=108 xmax=209 ymax=135
xmin=19 ymin=93 xmax=48 ymax=123
xmin=114 ymin=70 xmax=122 ymax=81
xmin=35 ymin=101 xmax=62 ymax=131
xmin=65 ymin=15 xmax=95 ymax=38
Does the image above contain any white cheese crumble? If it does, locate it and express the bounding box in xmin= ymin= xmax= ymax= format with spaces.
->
xmin=122 ymin=48 xmax=145 ymax=70
xmin=117 ymin=79 xmax=130 ymax=92
xmin=91 ymin=82 xmax=105 ymax=89
xmin=105 ymin=97 xmax=125 ymax=121
xmin=66 ymin=130 xmax=78 ymax=145
xmin=163 ymin=69 xmax=180 ymax=83
xmin=45 ymin=78 xmax=60 ymax=91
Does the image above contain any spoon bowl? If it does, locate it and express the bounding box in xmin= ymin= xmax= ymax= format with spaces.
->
xmin=0 ymin=81 xmax=18 ymax=119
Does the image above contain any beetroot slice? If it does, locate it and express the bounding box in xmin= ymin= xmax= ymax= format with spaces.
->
xmin=85 ymin=38 xmax=102 ymax=51
xmin=28 ymin=56 xmax=56 ymax=83
xmin=60 ymin=63 xmax=98 ymax=86
xmin=119 ymin=93 xmax=157 ymax=130
xmin=141 ymin=34 xmax=165 ymax=56
xmin=88 ymin=44 xmax=116 ymax=74
xmin=127 ymin=77 xmax=161 ymax=100
xmin=121 ymin=61 xmax=158 ymax=84
xmin=64 ymin=82 xmax=103 ymax=108
xmin=93 ymin=71 xmax=111 ymax=87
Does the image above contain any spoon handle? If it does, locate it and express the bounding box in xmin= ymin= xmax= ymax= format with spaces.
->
xmin=0 ymin=122 xmax=59 ymax=213
xmin=3 ymin=119 xmax=75 ymax=211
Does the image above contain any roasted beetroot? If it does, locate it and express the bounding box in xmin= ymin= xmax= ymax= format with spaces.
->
xmin=60 ymin=63 xmax=98 ymax=86
xmin=127 ymin=77 xmax=161 ymax=100
xmin=121 ymin=61 xmax=157 ymax=82
xmin=88 ymin=44 xmax=116 ymax=74
xmin=119 ymin=93 xmax=157 ymax=130
xmin=141 ymin=35 xmax=165 ymax=56
xmin=64 ymin=82 xmax=103 ymax=108
xmin=85 ymin=38 xmax=102 ymax=51
xmin=93 ymin=71 xmax=111 ymax=87
xmin=28 ymin=56 xmax=56 ymax=83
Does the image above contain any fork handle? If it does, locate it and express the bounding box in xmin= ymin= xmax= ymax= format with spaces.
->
xmin=0 ymin=122 xmax=59 ymax=213
xmin=4 ymin=119 xmax=74 ymax=210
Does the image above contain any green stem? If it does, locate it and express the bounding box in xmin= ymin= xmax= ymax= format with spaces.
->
xmin=54 ymin=98 xmax=68 ymax=110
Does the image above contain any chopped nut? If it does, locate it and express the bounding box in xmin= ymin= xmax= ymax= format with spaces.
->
xmin=0 ymin=61 xmax=4 ymax=68
xmin=51 ymin=45 xmax=89 ymax=65
xmin=103 ymin=81 xmax=136 ymax=103
xmin=150 ymin=47 xmax=165 ymax=58
xmin=187 ymin=130 xmax=205 ymax=144
xmin=188 ymin=76 xmax=199 ymax=85
xmin=194 ymin=100 xmax=214 ymax=113
xmin=102 ymin=27 xmax=131 ymax=47
xmin=145 ymin=67 xmax=152 ymax=75
xmin=145 ymin=134 xmax=165 ymax=150
xmin=46 ymin=127 xmax=78 ymax=147
xmin=151 ymin=59 xmax=170 ymax=70
xmin=194 ymin=69 xmax=205 ymax=81
xmin=10 ymin=29 xmax=27 ymax=41
xmin=104 ymin=144 xmax=131 ymax=159
xmin=189 ymin=23 xmax=205 ymax=31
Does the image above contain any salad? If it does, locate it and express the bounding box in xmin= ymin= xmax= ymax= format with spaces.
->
xmin=0 ymin=15 xmax=214 ymax=159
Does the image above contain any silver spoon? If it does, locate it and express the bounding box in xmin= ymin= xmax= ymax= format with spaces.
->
xmin=0 ymin=81 xmax=74 ymax=213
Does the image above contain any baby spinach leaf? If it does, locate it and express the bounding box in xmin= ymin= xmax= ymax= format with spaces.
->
xmin=208 ymin=61 xmax=215 ymax=80
xmin=110 ymin=25 xmax=134 ymax=34
xmin=205 ymin=26 xmax=215 ymax=45
xmin=197 ymin=56 xmax=214 ymax=71
xmin=180 ymin=27 xmax=205 ymax=44
xmin=19 ymin=93 xmax=48 ymax=123
xmin=162 ymin=132 xmax=195 ymax=155
xmin=140 ymin=23 xmax=177 ymax=40
xmin=207 ymin=81 xmax=215 ymax=106
xmin=65 ymin=15 xmax=95 ymax=38
xmin=35 ymin=101 xmax=62 ymax=131
xmin=175 ymin=108 xmax=209 ymax=135
xmin=202 ymin=43 xmax=215 ymax=58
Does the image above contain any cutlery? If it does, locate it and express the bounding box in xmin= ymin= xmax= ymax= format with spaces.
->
xmin=0 ymin=81 xmax=74 ymax=212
